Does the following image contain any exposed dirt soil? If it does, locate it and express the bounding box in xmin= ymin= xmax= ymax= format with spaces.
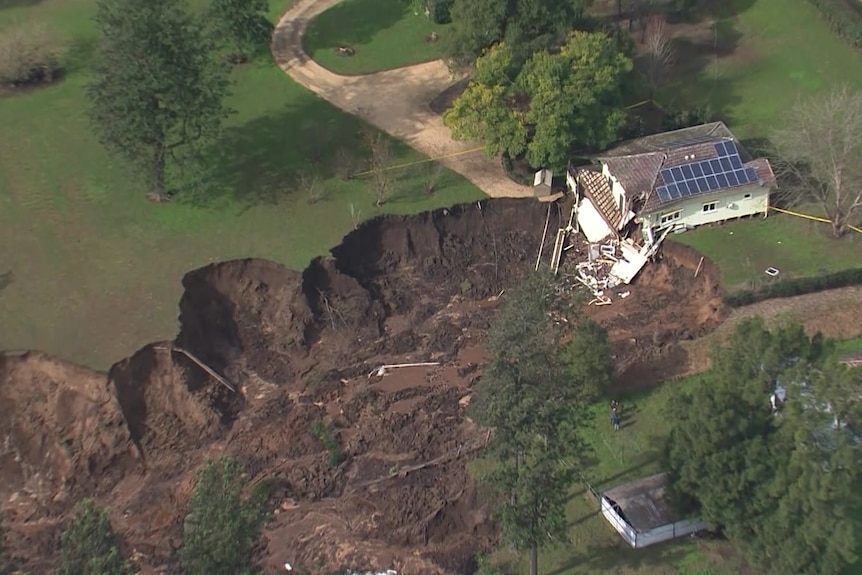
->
xmin=0 ymin=198 xmax=726 ymax=574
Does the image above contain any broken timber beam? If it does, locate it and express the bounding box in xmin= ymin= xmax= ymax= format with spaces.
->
xmin=535 ymin=204 xmax=552 ymax=271
xmin=154 ymin=345 xmax=236 ymax=392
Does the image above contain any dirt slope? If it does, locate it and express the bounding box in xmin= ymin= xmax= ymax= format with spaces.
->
xmin=0 ymin=198 xmax=726 ymax=574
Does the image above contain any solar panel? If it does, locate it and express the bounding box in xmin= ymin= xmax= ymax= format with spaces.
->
xmin=655 ymin=144 xmax=760 ymax=203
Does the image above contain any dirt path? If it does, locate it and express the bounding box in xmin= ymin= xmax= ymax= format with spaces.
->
xmin=271 ymin=0 xmax=534 ymax=198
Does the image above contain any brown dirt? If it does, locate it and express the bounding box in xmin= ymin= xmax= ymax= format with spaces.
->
xmin=0 ymin=198 xmax=727 ymax=574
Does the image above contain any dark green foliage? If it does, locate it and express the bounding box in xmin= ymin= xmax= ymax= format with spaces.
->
xmin=664 ymin=318 xmax=862 ymax=575
xmin=87 ymin=0 xmax=232 ymax=198
xmin=444 ymin=0 xmax=593 ymax=67
xmin=59 ymin=499 xmax=131 ymax=575
xmin=661 ymin=103 xmax=713 ymax=131
xmin=312 ymin=420 xmax=347 ymax=468
xmin=806 ymin=0 xmax=862 ymax=51
xmin=206 ymin=0 xmax=274 ymax=63
xmin=723 ymin=267 xmax=862 ymax=307
xmin=179 ymin=457 xmax=270 ymax=575
xmin=427 ymin=0 xmax=454 ymax=24
xmin=0 ymin=512 xmax=8 ymax=575
xmin=471 ymin=272 xmax=609 ymax=575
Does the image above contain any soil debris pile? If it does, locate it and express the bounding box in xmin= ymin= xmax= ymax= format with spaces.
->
xmin=0 ymin=198 xmax=725 ymax=574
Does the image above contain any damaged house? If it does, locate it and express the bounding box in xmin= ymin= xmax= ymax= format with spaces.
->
xmin=566 ymin=121 xmax=776 ymax=246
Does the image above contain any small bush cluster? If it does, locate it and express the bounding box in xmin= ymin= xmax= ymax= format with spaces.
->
xmin=312 ymin=420 xmax=346 ymax=468
xmin=806 ymin=0 xmax=862 ymax=51
xmin=724 ymin=267 xmax=862 ymax=307
xmin=59 ymin=499 xmax=131 ymax=575
xmin=0 ymin=22 xmax=63 ymax=86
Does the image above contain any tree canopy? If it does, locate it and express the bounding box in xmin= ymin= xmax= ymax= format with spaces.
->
xmin=180 ymin=457 xmax=270 ymax=575
xmin=444 ymin=0 xmax=594 ymax=67
xmin=59 ymin=499 xmax=131 ymax=575
xmin=471 ymin=272 xmax=613 ymax=575
xmin=664 ymin=318 xmax=862 ymax=575
xmin=206 ymin=0 xmax=273 ymax=63
xmin=88 ymin=0 xmax=232 ymax=199
xmin=444 ymin=30 xmax=631 ymax=171
xmin=771 ymin=87 xmax=862 ymax=237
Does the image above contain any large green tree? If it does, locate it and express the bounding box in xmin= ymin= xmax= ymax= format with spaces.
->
xmin=664 ymin=318 xmax=862 ymax=575
xmin=444 ymin=0 xmax=593 ymax=67
xmin=88 ymin=0 xmax=232 ymax=200
xmin=471 ymin=273 xmax=612 ymax=575
xmin=444 ymin=30 xmax=631 ymax=171
xmin=59 ymin=499 xmax=131 ymax=575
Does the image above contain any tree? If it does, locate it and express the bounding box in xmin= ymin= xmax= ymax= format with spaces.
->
xmin=642 ymin=14 xmax=674 ymax=98
xmin=59 ymin=499 xmax=131 ymax=575
xmin=179 ymin=457 xmax=270 ymax=575
xmin=664 ymin=318 xmax=862 ymax=575
xmin=444 ymin=31 xmax=631 ymax=170
xmin=206 ymin=0 xmax=273 ymax=64
xmin=362 ymin=130 xmax=395 ymax=206
xmin=471 ymin=273 xmax=609 ymax=575
xmin=88 ymin=0 xmax=232 ymax=200
xmin=444 ymin=0 xmax=593 ymax=68
xmin=771 ymin=87 xmax=862 ymax=237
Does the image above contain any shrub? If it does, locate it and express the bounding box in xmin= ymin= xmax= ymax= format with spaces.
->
xmin=724 ymin=267 xmax=862 ymax=307
xmin=0 ymin=22 xmax=63 ymax=86
xmin=180 ymin=457 xmax=270 ymax=575
xmin=662 ymin=103 xmax=712 ymax=131
xmin=427 ymin=0 xmax=454 ymax=24
xmin=59 ymin=499 xmax=131 ymax=575
xmin=0 ymin=512 xmax=8 ymax=575
xmin=311 ymin=420 xmax=347 ymax=468
xmin=806 ymin=0 xmax=862 ymax=51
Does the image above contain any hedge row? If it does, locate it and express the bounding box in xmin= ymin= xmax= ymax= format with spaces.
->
xmin=724 ymin=267 xmax=862 ymax=307
xmin=806 ymin=0 xmax=862 ymax=50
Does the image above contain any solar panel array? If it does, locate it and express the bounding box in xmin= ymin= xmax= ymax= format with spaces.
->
xmin=655 ymin=140 xmax=759 ymax=203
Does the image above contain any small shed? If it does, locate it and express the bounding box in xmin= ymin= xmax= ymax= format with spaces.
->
xmin=600 ymin=473 xmax=708 ymax=548
xmin=533 ymin=169 xmax=553 ymax=196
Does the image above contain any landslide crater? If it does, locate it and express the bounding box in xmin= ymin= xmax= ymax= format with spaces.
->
xmin=0 ymin=198 xmax=725 ymax=574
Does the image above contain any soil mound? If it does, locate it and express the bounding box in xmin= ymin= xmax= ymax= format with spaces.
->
xmin=0 ymin=198 xmax=725 ymax=574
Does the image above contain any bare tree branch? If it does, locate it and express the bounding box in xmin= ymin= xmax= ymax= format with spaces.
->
xmin=643 ymin=15 xmax=674 ymax=99
xmin=362 ymin=129 xmax=394 ymax=206
xmin=771 ymin=86 xmax=862 ymax=237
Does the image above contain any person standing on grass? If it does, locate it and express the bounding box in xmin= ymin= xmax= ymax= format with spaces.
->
xmin=611 ymin=407 xmax=621 ymax=431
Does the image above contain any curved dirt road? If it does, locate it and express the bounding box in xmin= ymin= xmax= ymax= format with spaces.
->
xmin=271 ymin=0 xmax=533 ymax=198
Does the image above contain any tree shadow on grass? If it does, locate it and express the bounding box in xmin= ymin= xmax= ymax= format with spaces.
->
xmin=0 ymin=0 xmax=42 ymax=9
xmin=193 ymin=97 xmax=369 ymax=208
xmin=0 ymin=270 xmax=12 ymax=293
xmin=303 ymin=0 xmax=407 ymax=52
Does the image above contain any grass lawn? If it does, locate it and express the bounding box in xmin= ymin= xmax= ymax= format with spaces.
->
xmin=303 ymin=0 xmax=450 ymax=75
xmin=658 ymin=0 xmax=862 ymax=290
xmin=670 ymin=213 xmax=862 ymax=290
xmin=0 ymin=0 xmax=482 ymax=369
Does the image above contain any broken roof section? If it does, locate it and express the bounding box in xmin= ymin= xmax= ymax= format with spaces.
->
xmin=577 ymin=169 xmax=623 ymax=234
xmin=596 ymin=121 xmax=776 ymax=213
xmin=602 ymin=473 xmax=676 ymax=532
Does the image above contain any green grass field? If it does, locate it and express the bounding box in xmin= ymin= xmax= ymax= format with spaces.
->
xmin=0 ymin=0 xmax=482 ymax=369
xmin=663 ymin=0 xmax=862 ymax=289
xmin=303 ymin=0 xmax=450 ymax=74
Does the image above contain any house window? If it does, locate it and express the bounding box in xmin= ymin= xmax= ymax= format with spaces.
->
xmin=660 ymin=210 xmax=681 ymax=225
xmin=743 ymin=193 xmax=752 ymax=199
xmin=703 ymin=202 xmax=718 ymax=213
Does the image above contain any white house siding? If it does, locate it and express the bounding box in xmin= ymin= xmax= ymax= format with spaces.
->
xmin=641 ymin=185 xmax=769 ymax=232
xmin=577 ymin=198 xmax=615 ymax=243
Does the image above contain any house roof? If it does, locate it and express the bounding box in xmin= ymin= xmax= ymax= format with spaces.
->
xmin=602 ymin=473 xmax=677 ymax=532
xmin=596 ymin=122 xmax=776 ymax=214
xmin=577 ymin=169 xmax=623 ymax=232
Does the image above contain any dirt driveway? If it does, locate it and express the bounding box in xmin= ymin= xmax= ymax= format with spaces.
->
xmin=271 ymin=0 xmax=533 ymax=198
